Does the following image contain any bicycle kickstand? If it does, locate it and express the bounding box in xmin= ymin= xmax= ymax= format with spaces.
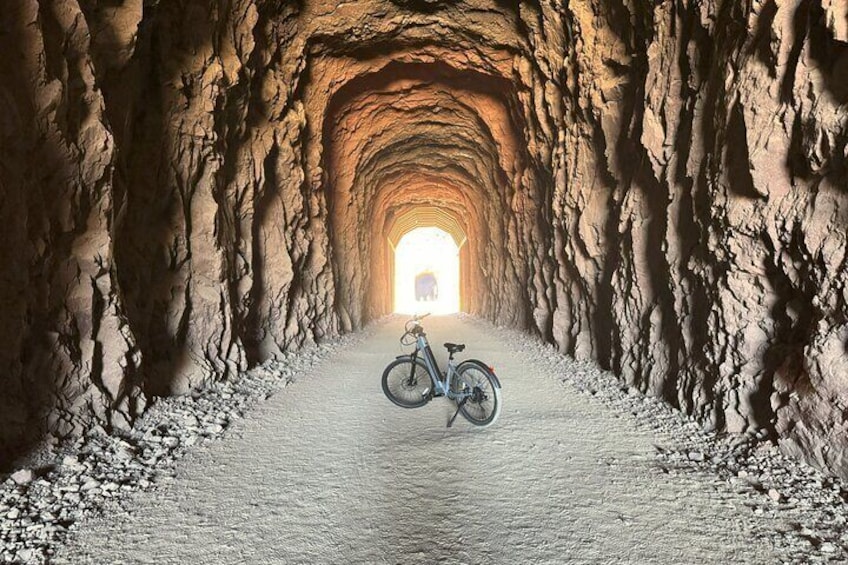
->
xmin=447 ymin=398 xmax=469 ymax=428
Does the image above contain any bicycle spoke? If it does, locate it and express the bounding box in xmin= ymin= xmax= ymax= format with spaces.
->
xmin=382 ymin=358 xmax=431 ymax=408
xmin=454 ymin=363 xmax=501 ymax=426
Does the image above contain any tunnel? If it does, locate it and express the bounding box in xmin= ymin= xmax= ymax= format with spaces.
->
xmin=387 ymin=211 xmax=465 ymax=314
xmin=0 ymin=0 xmax=847 ymax=492
xmin=322 ymin=60 xmax=543 ymax=332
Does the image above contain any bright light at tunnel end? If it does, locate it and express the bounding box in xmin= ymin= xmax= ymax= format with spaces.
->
xmin=394 ymin=227 xmax=460 ymax=315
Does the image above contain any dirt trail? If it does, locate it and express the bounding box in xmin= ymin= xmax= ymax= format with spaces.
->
xmin=57 ymin=316 xmax=783 ymax=564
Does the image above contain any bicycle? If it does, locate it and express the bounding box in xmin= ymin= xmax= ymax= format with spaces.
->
xmin=381 ymin=314 xmax=502 ymax=427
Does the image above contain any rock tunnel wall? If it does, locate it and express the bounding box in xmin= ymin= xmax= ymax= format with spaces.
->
xmin=0 ymin=0 xmax=846 ymax=479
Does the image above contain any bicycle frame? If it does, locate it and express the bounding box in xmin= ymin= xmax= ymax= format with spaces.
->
xmin=401 ymin=332 xmax=470 ymax=400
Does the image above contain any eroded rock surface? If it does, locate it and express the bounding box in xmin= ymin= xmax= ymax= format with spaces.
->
xmin=0 ymin=0 xmax=145 ymax=463
xmin=0 ymin=0 xmax=846 ymax=480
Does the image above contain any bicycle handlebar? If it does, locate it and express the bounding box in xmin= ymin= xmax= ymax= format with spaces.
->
xmin=401 ymin=314 xmax=431 ymax=345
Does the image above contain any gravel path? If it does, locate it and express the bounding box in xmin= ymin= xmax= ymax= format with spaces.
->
xmin=7 ymin=315 xmax=847 ymax=563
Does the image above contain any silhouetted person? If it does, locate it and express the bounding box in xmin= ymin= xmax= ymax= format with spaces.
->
xmin=415 ymin=272 xmax=438 ymax=301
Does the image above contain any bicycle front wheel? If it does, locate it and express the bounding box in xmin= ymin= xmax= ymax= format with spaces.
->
xmin=454 ymin=361 xmax=502 ymax=427
xmin=382 ymin=357 xmax=432 ymax=408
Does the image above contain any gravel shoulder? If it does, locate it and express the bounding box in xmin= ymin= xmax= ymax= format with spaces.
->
xmin=3 ymin=315 xmax=847 ymax=564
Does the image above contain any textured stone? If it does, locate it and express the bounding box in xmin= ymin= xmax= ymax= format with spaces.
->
xmin=10 ymin=469 xmax=33 ymax=486
xmin=0 ymin=0 xmax=846 ymax=483
xmin=0 ymin=0 xmax=145 ymax=466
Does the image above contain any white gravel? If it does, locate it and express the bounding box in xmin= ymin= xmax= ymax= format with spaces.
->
xmin=3 ymin=315 xmax=847 ymax=564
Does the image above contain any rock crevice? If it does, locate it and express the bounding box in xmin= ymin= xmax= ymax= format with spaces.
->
xmin=0 ymin=0 xmax=846 ymax=480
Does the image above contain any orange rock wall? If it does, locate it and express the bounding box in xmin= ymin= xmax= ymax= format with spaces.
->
xmin=0 ymin=1 xmax=846 ymax=479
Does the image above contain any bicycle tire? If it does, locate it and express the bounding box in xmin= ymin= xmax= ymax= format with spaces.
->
xmin=382 ymin=357 xmax=433 ymax=408
xmin=454 ymin=360 xmax=502 ymax=427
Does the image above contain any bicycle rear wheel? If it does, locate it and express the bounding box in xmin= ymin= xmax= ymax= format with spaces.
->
xmin=382 ymin=357 xmax=432 ymax=408
xmin=454 ymin=361 xmax=501 ymax=426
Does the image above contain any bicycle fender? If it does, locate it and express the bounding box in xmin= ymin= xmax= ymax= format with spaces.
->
xmin=459 ymin=359 xmax=502 ymax=388
xmin=395 ymin=354 xmax=412 ymax=360
xmin=488 ymin=371 xmax=502 ymax=389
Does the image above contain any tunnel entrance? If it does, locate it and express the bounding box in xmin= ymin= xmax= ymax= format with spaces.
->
xmin=321 ymin=60 xmax=544 ymax=332
xmin=394 ymin=227 xmax=460 ymax=315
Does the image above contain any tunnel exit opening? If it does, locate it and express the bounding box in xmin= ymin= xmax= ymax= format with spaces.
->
xmin=394 ymin=227 xmax=460 ymax=315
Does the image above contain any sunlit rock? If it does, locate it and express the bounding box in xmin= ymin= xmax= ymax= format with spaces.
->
xmin=0 ymin=0 xmax=845 ymax=480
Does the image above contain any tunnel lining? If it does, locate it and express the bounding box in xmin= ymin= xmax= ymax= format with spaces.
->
xmin=317 ymin=55 xmax=547 ymax=330
xmin=386 ymin=206 xmax=467 ymax=249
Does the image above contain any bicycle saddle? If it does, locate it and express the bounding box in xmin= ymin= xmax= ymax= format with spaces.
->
xmin=444 ymin=342 xmax=465 ymax=354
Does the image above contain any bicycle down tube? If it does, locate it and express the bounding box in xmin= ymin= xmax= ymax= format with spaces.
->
xmin=417 ymin=334 xmax=448 ymax=396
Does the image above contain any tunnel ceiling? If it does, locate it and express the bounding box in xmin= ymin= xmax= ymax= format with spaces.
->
xmin=1 ymin=0 xmax=847 ymax=482
xmin=386 ymin=207 xmax=467 ymax=249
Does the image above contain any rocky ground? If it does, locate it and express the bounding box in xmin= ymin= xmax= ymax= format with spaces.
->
xmin=474 ymin=315 xmax=848 ymax=562
xmin=1 ymin=315 xmax=847 ymax=563
xmin=0 ymin=330 xmax=365 ymax=564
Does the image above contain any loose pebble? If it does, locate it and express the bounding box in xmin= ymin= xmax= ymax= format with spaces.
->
xmin=0 ymin=328 xmax=363 ymax=565
xmin=461 ymin=314 xmax=848 ymax=564
xmin=821 ymin=542 xmax=837 ymax=553
xmin=3 ymin=316 xmax=848 ymax=564
xmin=10 ymin=469 xmax=34 ymax=486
